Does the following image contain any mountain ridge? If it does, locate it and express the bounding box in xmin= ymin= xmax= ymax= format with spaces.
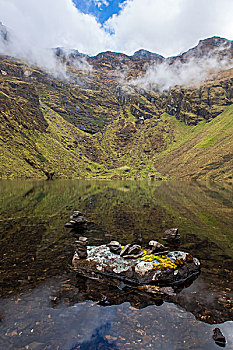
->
xmin=0 ymin=32 xmax=233 ymax=181
xmin=52 ymin=35 xmax=233 ymax=62
xmin=1 ymin=20 xmax=232 ymax=61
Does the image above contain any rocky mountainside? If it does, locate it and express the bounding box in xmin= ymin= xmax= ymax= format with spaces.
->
xmin=0 ymin=33 xmax=232 ymax=180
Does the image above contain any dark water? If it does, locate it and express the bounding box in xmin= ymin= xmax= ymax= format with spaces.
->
xmin=0 ymin=179 xmax=232 ymax=350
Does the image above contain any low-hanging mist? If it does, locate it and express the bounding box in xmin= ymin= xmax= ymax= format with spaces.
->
xmin=129 ymin=54 xmax=233 ymax=91
xmin=0 ymin=24 xmax=92 ymax=80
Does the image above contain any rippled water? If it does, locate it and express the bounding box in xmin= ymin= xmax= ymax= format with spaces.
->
xmin=0 ymin=179 xmax=232 ymax=349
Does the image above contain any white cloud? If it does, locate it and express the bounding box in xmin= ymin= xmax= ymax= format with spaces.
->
xmin=106 ymin=0 xmax=233 ymax=56
xmin=0 ymin=0 xmax=112 ymax=56
xmin=0 ymin=0 xmax=233 ymax=66
xmin=0 ymin=0 xmax=114 ymax=75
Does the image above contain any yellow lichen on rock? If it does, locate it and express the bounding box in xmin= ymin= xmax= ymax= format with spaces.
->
xmin=141 ymin=251 xmax=178 ymax=270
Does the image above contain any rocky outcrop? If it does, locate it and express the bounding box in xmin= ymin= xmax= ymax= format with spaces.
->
xmin=164 ymin=77 xmax=233 ymax=124
xmin=72 ymin=244 xmax=200 ymax=286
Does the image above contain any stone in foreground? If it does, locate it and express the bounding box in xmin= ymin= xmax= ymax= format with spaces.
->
xmin=72 ymin=244 xmax=200 ymax=286
xmin=212 ymin=328 xmax=226 ymax=347
xmin=162 ymin=228 xmax=180 ymax=242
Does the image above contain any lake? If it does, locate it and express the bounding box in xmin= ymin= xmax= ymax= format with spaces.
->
xmin=0 ymin=179 xmax=232 ymax=349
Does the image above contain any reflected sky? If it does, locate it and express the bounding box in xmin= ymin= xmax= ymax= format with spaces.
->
xmin=0 ymin=277 xmax=232 ymax=350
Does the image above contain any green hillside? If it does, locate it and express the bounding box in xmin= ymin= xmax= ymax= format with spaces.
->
xmin=0 ymin=49 xmax=232 ymax=181
xmin=155 ymin=106 xmax=233 ymax=180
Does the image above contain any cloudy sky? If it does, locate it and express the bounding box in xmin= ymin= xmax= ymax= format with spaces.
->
xmin=1 ymin=0 xmax=233 ymax=57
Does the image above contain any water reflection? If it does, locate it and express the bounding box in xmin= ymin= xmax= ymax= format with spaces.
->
xmin=0 ymin=277 xmax=232 ymax=349
xmin=0 ymin=179 xmax=232 ymax=349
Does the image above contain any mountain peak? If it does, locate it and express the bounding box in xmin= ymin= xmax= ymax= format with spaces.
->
xmin=198 ymin=36 xmax=231 ymax=47
xmin=53 ymin=47 xmax=87 ymax=59
xmin=179 ymin=36 xmax=233 ymax=60
xmin=133 ymin=49 xmax=164 ymax=61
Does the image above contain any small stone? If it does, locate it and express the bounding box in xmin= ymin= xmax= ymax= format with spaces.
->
xmin=108 ymin=241 xmax=121 ymax=255
xmin=73 ymin=211 xmax=83 ymax=217
xmin=79 ymin=236 xmax=88 ymax=243
xmin=120 ymin=244 xmax=142 ymax=258
xmin=77 ymin=251 xmax=88 ymax=259
xmin=76 ymin=246 xmax=87 ymax=251
xmin=76 ymin=247 xmax=88 ymax=259
xmin=65 ymin=222 xmax=74 ymax=228
xmin=76 ymin=237 xmax=88 ymax=249
xmin=162 ymin=228 xmax=180 ymax=242
xmin=123 ymin=252 xmax=143 ymax=259
xmin=120 ymin=244 xmax=131 ymax=257
xmin=76 ymin=244 xmax=87 ymax=250
xmin=185 ymin=254 xmax=194 ymax=263
xmin=108 ymin=240 xmax=120 ymax=246
xmin=212 ymin=328 xmax=226 ymax=347
xmin=71 ymin=216 xmax=87 ymax=224
xmin=149 ymin=240 xmax=166 ymax=252
xmin=127 ymin=244 xmax=141 ymax=255
xmin=76 ymin=243 xmax=85 ymax=248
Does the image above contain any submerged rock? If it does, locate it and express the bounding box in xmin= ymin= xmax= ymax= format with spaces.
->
xmin=212 ymin=328 xmax=226 ymax=347
xmin=72 ymin=244 xmax=200 ymax=286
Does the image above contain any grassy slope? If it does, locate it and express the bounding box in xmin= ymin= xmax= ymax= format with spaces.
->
xmin=153 ymin=105 xmax=233 ymax=181
xmin=0 ymin=102 xmax=232 ymax=180
xmin=0 ymin=53 xmax=232 ymax=180
xmin=98 ymin=105 xmax=232 ymax=181
xmin=0 ymin=103 xmax=109 ymax=178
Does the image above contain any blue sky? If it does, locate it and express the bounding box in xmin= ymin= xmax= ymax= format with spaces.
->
xmin=73 ymin=0 xmax=125 ymax=24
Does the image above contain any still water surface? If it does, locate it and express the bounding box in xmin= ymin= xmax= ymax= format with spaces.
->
xmin=0 ymin=180 xmax=232 ymax=349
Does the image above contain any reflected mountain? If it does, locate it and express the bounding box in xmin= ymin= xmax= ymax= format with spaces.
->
xmin=0 ymin=179 xmax=232 ymax=326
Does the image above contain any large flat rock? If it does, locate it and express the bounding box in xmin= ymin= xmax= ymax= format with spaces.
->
xmin=72 ymin=245 xmax=200 ymax=286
